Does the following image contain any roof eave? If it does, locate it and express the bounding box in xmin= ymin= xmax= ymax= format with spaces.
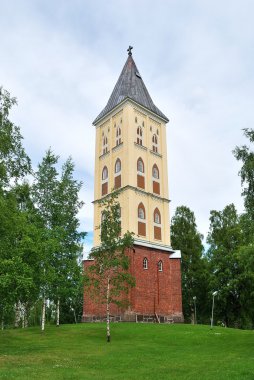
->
xmin=93 ymin=97 xmax=169 ymax=126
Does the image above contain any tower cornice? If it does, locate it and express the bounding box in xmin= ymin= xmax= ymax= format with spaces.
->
xmin=94 ymin=97 xmax=169 ymax=128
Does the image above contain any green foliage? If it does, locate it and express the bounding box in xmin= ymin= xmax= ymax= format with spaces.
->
xmin=32 ymin=150 xmax=85 ymax=326
xmin=207 ymin=204 xmax=244 ymax=326
xmin=171 ymin=206 xmax=209 ymax=323
xmin=0 ymin=87 xmax=31 ymax=186
xmin=85 ymin=192 xmax=135 ymax=308
xmin=0 ymin=88 xmax=85 ymax=328
xmin=233 ymin=128 xmax=254 ymax=224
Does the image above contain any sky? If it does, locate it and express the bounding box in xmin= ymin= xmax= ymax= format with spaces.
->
xmin=1 ymin=0 xmax=253 ymax=255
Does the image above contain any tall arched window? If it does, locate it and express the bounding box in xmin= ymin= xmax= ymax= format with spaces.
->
xmin=154 ymin=207 xmax=161 ymax=240
xmin=116 ymin=127 xmax=121 ymax=146
xmin=138 ymin=203 xmax=146 ymax=236
xmin=152 ymin=164 xmax=160 ymax=195
xmin=137 ymin=126 xmax=143 ymax=145
xmin=158 ymin=260 xmax=163 ymax=272
xmin=143 ymin=257 xmax=148 ymax=270
xmin=137 ymin=158 xmax=145 ymax=189
xmin=101 ymin=166 xmax=108 ymax=196
xmin=137 ymin=157 xmax=145 ymax=189
xmin=154 ymin=208 xmax=161 ymax=224
xmin=152 ymin=164 xmax=159 ymax=179
xmin=114 ymin=159 xmax=121 ymax=189
xmin=152 ymin=134 xmax=158 ymax=153
xmin=102 ymin=166 xmax=108 ymax=180
xmin=138 ymin=203 xmax=145 ymax=219
xmin=115 ymin=158 xmax=121 ymax=173
xmin=101 ymin=210 xmax=106 ymax=223
xmin=137 ymin=157 xmax=144 ymax=173
xmin=103 ymin=136 xmax=108 ymax=154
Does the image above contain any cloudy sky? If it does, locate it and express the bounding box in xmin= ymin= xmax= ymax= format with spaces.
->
xmin=1 ymin=0 xmax=253 ymax=254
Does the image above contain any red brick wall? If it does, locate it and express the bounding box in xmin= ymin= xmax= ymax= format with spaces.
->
xmin=83 ymin=245 xmax=183 ymax=320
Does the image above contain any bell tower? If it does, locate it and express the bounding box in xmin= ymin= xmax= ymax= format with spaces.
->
xmin=93 ymin=47 xmax=171 ymax=249
xmin=84 ymin=47 xmax=183 ymax=323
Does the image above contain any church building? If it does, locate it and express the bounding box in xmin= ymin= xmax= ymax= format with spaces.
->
xmin=83 ymin=47 xmax=183 ymax=323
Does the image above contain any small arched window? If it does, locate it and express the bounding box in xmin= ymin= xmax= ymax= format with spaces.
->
xmin=152 ymin=134 xmax=158 ymax=153
xmin=138 ymin=203 xmax=146 ymax=220
xmin=143 ymin=257 xmax=148 ymax=270
xmin=152 ymin=164 xmax=159 ymax=179
xmin=158 ymin=260 xmax=163 ymax=272
xmin=137 ymin=126 xmax=143 ymax=145
xmin=154 ymin=208 xmax=161 ymax=224
xmin=115 ymin=158 xmax=121 ymax=173
xmin=137 ymin=158 xmax=144 ymax=173
xmin=116 ymin=127 xmax=121 ymax=146
xmin=103 ymin=136 xmax=108 ymax=154
xmin=102 ymin=166 xmax=108 ymax=180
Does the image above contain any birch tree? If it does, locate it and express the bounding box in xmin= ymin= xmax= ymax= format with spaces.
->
xmin=32 ymin=150 xmax=59 ymax=331
xmin=51 ymin=157 xmax=85 ymax=327
xmin=84 ymin=192 xmax=135 ymax=342
xmin=33 ymin=152 xmax=85 ymax=329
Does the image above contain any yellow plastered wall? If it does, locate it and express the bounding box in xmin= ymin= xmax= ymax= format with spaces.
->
xmin=93 ymin=101 xmax=171 ymax=247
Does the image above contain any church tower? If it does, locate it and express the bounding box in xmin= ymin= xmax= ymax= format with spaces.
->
xmin=83 ymin=47 xmax=183 ymax=323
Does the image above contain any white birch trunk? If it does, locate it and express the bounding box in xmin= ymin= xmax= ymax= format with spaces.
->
xmin=1 ymin=317 xmax=4 ymax=330
xmin=72 ymin=307 xmax=77 ymax=324
xmin=14 ymin=302 xmax=21 ymax=328
xmin=106 ymin=276 xmax=110 ymax=342
xmin=56 ymin=299 xmax=60 ymax=327
xmin=41 ymin=297 xmax=46 ymax=331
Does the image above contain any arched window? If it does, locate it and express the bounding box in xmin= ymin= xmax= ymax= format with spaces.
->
xmin=101 ymin=211 xmax=106 ymax=223
xmin=116 ymin=126 xmax=121 ymax=146
xmin=137 ymin=126 xmax=143 ymax=145
xmin=152 ymin=164 xmax=159 ymax=179
xmin=103 ymin=136 xmax=108 ymax=154
xmin=158 ymin=260 xmax=163 ymax=272
xmin=101 ymin=166 xmax=108 ymax=196
xmin=102 ymin=166 xmax=108 ymax=180
xmin=154 ymin=208 xmax=161 ymax=224
xmin=154 ymin=208 xmax=161 ymax=240
xmin=138 ymin=203 xmax=145 ymax=220
xmin=137 ymin=158 xmax=144 ymax=173
xmin=143 ymin=257 xmax=148 ymax=270
xmin=137 ymin=158 xmax=145 ymax=189
xmin=138 ymin=203 xmax=146 ymax=237
xmin=152 ymin=134 xmax=158 ymax=153
xmin=115 ymin=159 xmax=121 ymax=173
xmin=114 ymin=159 xmax=121 ymax=189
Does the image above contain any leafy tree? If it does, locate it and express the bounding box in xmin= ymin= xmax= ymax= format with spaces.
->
xmin=0 ymin=87 xmax=31 ymax=187
xmin=233 ymin=128 xmax=254 ymax=225
xmin=32 ymin=150 xmax=60 ymax=330
xmin=171 ymin=206 xmax=208 ymax=323
xmin=51 ymin=157 xmax=85 ymax=326
xmin=0 ymin=88 xmax=35 ymax=327
xmin=207 ymin=204 xmax=243 ymax=327
xmin=233 ymin=129 xmax=254 ymax=327
xmin=32 ymin=151 xmax=85 ymax=329
xmin=84 ymin=192 xmax=135 ymax=342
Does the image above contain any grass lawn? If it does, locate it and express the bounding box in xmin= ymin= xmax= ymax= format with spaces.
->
xmin=0 ymin=323 xmax=254 ymax=380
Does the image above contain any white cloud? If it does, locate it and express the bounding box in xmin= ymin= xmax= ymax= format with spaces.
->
xmin=1 ymin=0 xmax=253 ymax=245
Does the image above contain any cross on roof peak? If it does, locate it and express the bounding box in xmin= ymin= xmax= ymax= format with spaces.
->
xmin=127 ymin=45 xmax=133 ymax=56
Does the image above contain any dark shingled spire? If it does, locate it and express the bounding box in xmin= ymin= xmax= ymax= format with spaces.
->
xmin=93 ymin=50 xmax=169 ymax=124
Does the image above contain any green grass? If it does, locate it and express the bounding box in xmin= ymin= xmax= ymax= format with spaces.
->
xmin=0 ymin=323 xmax=254 ymax=380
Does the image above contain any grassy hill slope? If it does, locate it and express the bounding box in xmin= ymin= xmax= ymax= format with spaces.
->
xmin=0 ymin=323 xmax=253 ymax=379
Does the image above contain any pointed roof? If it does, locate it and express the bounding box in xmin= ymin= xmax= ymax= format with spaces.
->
xmin=93 ymin=49 xmax=169 ymax=124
